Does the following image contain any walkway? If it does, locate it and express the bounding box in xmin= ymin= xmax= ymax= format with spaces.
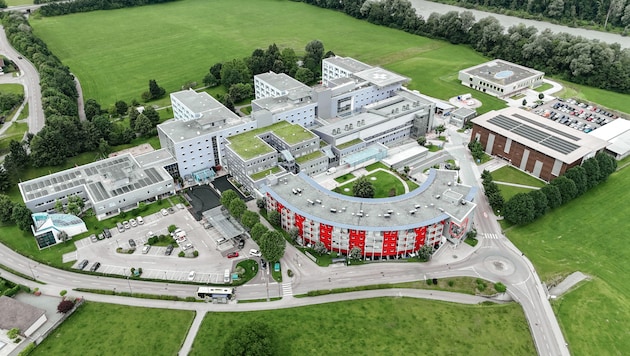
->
xmin=494 ymin=181 xmax=541 ymax=190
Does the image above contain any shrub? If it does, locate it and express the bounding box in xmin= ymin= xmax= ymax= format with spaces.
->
xmin=57 ymin=299 xmax=75 ymax=313
xmin=447 ymin=280 xmax=454 ymax=287
xmin=287 ymin=269 xmax=293 ymax=277
xmin=494 ymin=282 xmax=507 ymax=293
xmin=60 ymin=290 xmax=67 ymax=297
xmin=178 ymin=251 xmax=185 ymax=257
xmin=426 ymin=279 xmax=433 ymax=285
xmin=7 ymin=328 xmax=19 ymax=339
xmin=193 ymin=250 xmax=199 ymax=257
xmin=18 ymin=342 xmax=35 ymax=356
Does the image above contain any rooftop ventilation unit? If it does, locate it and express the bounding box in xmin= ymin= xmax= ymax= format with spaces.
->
xmin=414 ymin=204 xmax=421 ymax=209
xmin=409 ymin=209 xmax=417 ymax=215
xmin=296 ymin=188 xmax=302 ymax=194
xmin=387 ymin=209 xmax=394 ymax=214
xmin=435 ymin=195 xmax=441 ymax=199
xmin=383 ymin=213 xmax=391 ymax=218
xmin=292 ymin=189 xmax=298 ymax=195
xmin=447 ymin=182 xmax=452 ymax=186
xmin=461 ymin=200 xmax=467 ymax=205
xmin=307 ymin=199 xmax=314 ymax=205
xmin=315 ymin=199 xmax=322 ymax=204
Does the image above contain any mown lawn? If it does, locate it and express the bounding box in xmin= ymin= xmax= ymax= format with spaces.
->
xmin=506 ymin=168 xmax=630 ymax=356
xmin=0 ymin=122 xmax=27 ymax=155
xmin=0 ymin=83 xmax=24 ymax=95
xmin=334 ymin=170 xmax=406 ymax=197
xmin=491 ymin=165 xmax=546 ymax=187
xmin=33 ymin=302 xmax=194 ymax=356
xmin=31 ymin=0 xmax=503 ymax=111
xmin=190 ymin=297 xmax=534 ymax=355
xmin=496 ymin=184 xmax=535 ymax=201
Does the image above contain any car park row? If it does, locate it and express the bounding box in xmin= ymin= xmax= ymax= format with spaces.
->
xmin=534 ymin=98 xmax=620 ymax=133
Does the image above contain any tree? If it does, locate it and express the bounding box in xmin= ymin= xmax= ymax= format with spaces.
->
xmin=54 ymin=199 xmax=65 ymax=213
xmin=564 ymin=166 xmax=588 ymax=196
xmin=288 ymin=227 xmax=300 ymax=242
xmin=168 ymin=224 xmax=178 ymax=233
xmin=352 ymin=176 xmax=375 ymax=198
xmin=0 ymin=195 xmax=14 ymax=222
xmin=84 ymin=98 xmax=102 ymax=121
xmin=294 ymin=67 xmax=314 ymax=84
xmin=504 ymin=193 xmax=535 ymax=225
xmin=0 ymin=166 xmax=10 ymax=193
xmin=303 ymin=40 xmax=325 ymax=75
xmin=227 ymin=83 xmax=253 ymax=103
xmin=128 ymin=107 xmax=140 ymax=130
xmin=148 ymin=79 xmax=166 ymax=100
xmin=435 ymin=124 xmax=446 ymax=135
xmin=256 ymin=197 xmax=266 ymax=210
xmin=268 ymin=210 xmax=281 ymax=227
xmin=97 ymin=138 xmax=111 ymax=158
xmin=220 ymin=189 xmax=239 ymax=208
xmin=418 ymin=244 xmax=433 ymax=261
xmin=468 ymin=139 xmax=485 ymax=161
xmin=480 ymin=169 xmax=493 ymax=184
xmin=522 ymin=99 xmax=527 ymax=106
xmin=222 ymin=321 xmax=276 ymax=356
xmin=220 ymin=59 xmax=251 ymax=88
xmin=250 ymin=223 xmax=268 ymax=242
xmin=240 ymin=210 xmax=260 ymax=231
xmin=114 ymin=100 xmax=128 ymax=117
xmin=538 ymin=93 xmax=545 ymax=100
xmin=528 ymin=189 xmax=548 ymax=219
xmin=57 ymin=299 xmax=75 ymax=314
xmin=58 ymin=231 xmax=71 ymax=243
xmin=134 ymin=113 xmax=153 ymax=136
xmin=4 ymin=140 xmax=29 ymax=173
xmin=228 ymin=198 xmax=246 ymax=220
xmin=143 ymin=106 xmax=160 ymax=126
xmin=349 ymin=246 xmax=362 ymax=260
xmin=595 ymin=152 xmax=617 ymax=181
xmin=280 ymin=48 xmax=299 ymax=76
xmin=259 ymin=230 xmax=286 ymax=262
xmin=202 ymin=72 xmax=219 ymax=87
xmin=416 ymin=136 xmax=426 ymax=146
xmin=541 ymin=184 xmax=562 ymax=210
xmin=12 ymin=203 xmax=32 ymax=231
xmin=494 ymin=282 xmax=507 ymax=293
xmin=313 ymin=241 xmax=327 ymax=254
xmin=551 ymin=176 xmax=577 ymax=204
xmin=582 ymin=157 xmax=601 ymax=189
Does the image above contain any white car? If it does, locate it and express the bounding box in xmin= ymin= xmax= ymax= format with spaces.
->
xmin=161 ymin=209 xmax=169 ymax=216
xmin=137 ymin=216 xmax=144 ymax=225
xmin=249 ymin=249 xmax=262 ymax=257
xmin=142 ymin=245 xmax=151 ymax=254
xmin=187 ymin=271 xmax=196 ymax=281
xmin=129 ymin=218 xmax=137 ymax=227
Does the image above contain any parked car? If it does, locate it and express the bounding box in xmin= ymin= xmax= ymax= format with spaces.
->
xmin=91 ymin=235 xmax=98 ymax=243
xmin=142 ymin=245 xmax=151 ymax=254
xmin=260 ymin=259 xmax=267 ymax=269
xmin=90 ymin=262 xmax=101 ymax=272
xmin=137 ymin=216 xmax=144 ymax=225
xmin=129 ymin=239 xmax=137 ymax=248
xmin=78 ymin=259 xmax=89 ymax=270
xmin=123 ymin=220 xmax=131 ymax=229
xmin=130 ymin=218 xmax=137 ymax=227
xmin=238 ymin=239 xmax=245 ymax=249
xmin=103 ymin=228 xmax=111 ymax=238
xmin=116 ymin=222 xmax=124 ymax=233
xmin=249 ymin=249 xmax=262 ymax=257
xmin=187 ymin=271 xmax=196 ymax=281
xmin=168 ymin=207 xmax=175 ymax=214
xmin=227 ymin=252 xmax=239 ymax=258
xmin=161 ymin=209 xmax=168 ymax=216
xmin=165 ymin=245 xmax=174 ymax=256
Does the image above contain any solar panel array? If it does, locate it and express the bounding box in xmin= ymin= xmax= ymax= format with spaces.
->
xmin=512 ymin=113 xmax=580 ymax=141
xmin=488 ymin=115 xmax=580 ymax=155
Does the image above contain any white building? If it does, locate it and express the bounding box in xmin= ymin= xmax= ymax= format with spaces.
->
xmin=458 ymin=59 xmax=544 ymax=98
xmin=19 ymin=153 xmax=175 ymax=220
xmin=321 ymin=56 xmax=372 ymax=87
xmin=31 ymin=212 xmax=88 ymax=249
xmin=588 ymin=118 xmax=630 ymax=160
xmin=254 ymin=72 xmax=310 ymax=99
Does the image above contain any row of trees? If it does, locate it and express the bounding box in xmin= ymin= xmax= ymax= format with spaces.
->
xmin=38 ymin=0 xmax=177 ymax=16
xmin=434 ymin=0 xmax=630 ymax=31
xmin=0 ymin=92 xmax=23 ymax=113
xmin=202 ymin=41 xmax=332 ymax=112
xmin=486 ymin=153 xmax=617 ymax=225
xmin=221 ymin=190 xmax=286 ymax=263
xmin=292 ymin=0 xmax=630 ymax=94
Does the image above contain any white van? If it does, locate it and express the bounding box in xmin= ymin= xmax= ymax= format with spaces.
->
xmin=223 ymin=269 xmax=231 ymax=283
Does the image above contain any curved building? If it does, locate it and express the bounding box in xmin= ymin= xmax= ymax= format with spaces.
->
xmin=262 ymin=170 xmax=477 ymax=258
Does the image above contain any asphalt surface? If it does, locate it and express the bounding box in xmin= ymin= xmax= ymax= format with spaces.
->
xmin=409 ymin=0 xmax=630 ymax=49
xmin=0 ymin=25 xmax=45 ymax=135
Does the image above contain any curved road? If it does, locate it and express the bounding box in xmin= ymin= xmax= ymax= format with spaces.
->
xmin=409 ymin=0 xmax=630 ymax=49
xmin=0 ymin=25 xmax=45 ymax=134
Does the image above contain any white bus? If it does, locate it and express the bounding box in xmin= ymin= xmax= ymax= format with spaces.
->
xmin=197 ymin=287 xmax=235 ymax=299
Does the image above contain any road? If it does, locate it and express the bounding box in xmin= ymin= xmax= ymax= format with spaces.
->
xmin=409 ymin=0 xmax=630 ymax=49
xmin=0 ymin=25 xmax=45 ymax=135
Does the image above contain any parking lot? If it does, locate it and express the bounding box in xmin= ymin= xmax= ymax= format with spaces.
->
xmin=70 ymin=206 xmax=259 ymax=283
xmin=533 ymin=98 xmax=623 ymax=134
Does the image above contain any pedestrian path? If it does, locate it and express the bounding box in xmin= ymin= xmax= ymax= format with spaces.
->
xmin=482 ymin=233 xmax=502 ymax=240
xmin=281 ymin=282 xmax=293 ymax=297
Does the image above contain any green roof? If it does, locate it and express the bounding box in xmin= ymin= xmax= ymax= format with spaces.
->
xmin=296 ymin=150 xmax=324 ymax=164
xmin=227 ymin=121 xmax=314 ymax=160
xmin=250 ymin=166 xmax=282 ymax=180
xmin=337 ymin=138 xmax=363 ymax=149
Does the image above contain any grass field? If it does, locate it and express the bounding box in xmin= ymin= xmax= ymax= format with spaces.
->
xmin=190 ymin=297 xmax=534 ymax=355
xmin=333 ymin=170 xmax=406 ymax=197
xmin=491 ymin=165 xmax=546 ymax=187
xmin=496 ymin=183 xmax=535 ymax=201
xmin=0 ymin=83 xmax=24 ymax=95
xmin=506 ymin=169 xmax=630 ymax=355
xmin=30 ymin=0 xmax=500 ymax=109
xmin=33 ymin=302 xmax=194 ymax=356
xmin=0 ymin=122 xmax=27 ymax=155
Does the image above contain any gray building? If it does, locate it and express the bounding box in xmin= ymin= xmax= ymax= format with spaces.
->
xmin=459 ymin=59 xmax=544 ymax=98
xmin=19 ymin=153 xmax=175 ymax=220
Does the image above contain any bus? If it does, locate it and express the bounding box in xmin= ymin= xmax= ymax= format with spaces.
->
xmin=197 ymin=287 xmax=235 ymax=300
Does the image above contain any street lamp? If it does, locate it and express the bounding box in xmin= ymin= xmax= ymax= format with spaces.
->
xmin=126 ymin=269 xmax=132 ymax=294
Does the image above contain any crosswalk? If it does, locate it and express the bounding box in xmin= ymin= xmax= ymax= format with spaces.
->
xmin=281 ymin=283 xmax=293 ymax=297
xmin=483 ymin=233 xmax=502 ymax=240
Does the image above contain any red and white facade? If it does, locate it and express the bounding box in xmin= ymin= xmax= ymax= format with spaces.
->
xmin=262 ymin=170 xmax=477 ymax=258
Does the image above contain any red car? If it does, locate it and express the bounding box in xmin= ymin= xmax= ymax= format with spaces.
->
xmin=227 ymin=252 xmax=239 ymax=258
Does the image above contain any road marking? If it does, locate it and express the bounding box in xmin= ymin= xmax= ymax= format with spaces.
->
xmin=281 ymin=283 xmax=293 ymax=297
xmin=483 ymin=233 xmax=501 ymax=239
xmin=483 ymin=212 xmax=488 ymax=218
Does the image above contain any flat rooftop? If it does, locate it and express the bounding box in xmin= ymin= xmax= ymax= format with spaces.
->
xmin=252 ymin=92 xmax=315 ymax=114
xmin=19 ymin=153 xmax=173 ymax=203
xmin=171 ymin=90 xmax=226 ymax=116
xmin=227 ymin=121 xmax=316 ymax=160
xmin=324 ymin=56 xmax=372 ymax=73
xmin=462 ymin=59 xmax=543 ymax=86
xmin=473 ymin=107 xmax=608 ymax=163
xmin=256 ymin=72 xmax=310 ymax=92
xmin=262 ymin=170 xmax=476 ymax=231
xmin=134 ymin=148 xmax=176 ymax=168
xmin=354 ymin=67 xmax=410 ymax=88
xmin=158 ymin=113 xmax=254 ymax=143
